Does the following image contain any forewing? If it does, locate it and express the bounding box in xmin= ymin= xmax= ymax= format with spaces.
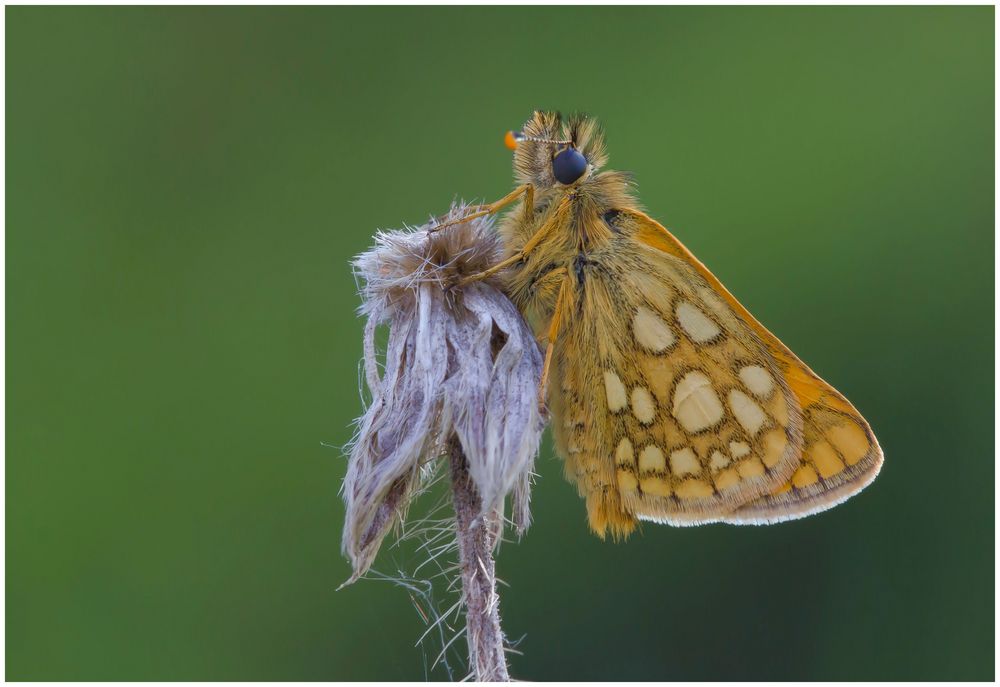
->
xmin=620 ymin=209 xmax=884 ymax=525
xmin=552 ymin=216 xmax=806 ymax=537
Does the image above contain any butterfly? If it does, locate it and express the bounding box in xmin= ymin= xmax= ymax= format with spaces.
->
xmin=438 ymin=110 xmax=883 ymax=538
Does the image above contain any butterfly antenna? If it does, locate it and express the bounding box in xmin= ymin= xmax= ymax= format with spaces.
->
xmin=504 ymin=130 xmax=573 ymax=150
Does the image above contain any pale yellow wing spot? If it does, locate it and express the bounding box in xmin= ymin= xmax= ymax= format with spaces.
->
xmin=728 ymin=389 xmax=767 ymax=436
xmin=715 ymin=469 xmax=741 ymax=490
xmin=729 ymin=441 xmax=751 ymax=459
xmin=676 ymin=479 xmax=714 ymax=499
xmin=640 ymin=477 xmax=672 ymax=497
xmin=603 ymin=370 xmax=628 ymax=412
xmin=618 ymin=470 xmax=639 ymax=492
xmin=739 ymin=365 xmax=775 ymax=398
xmin=761 ymin=429 xmax=788 ymax=468
xmin=633 ymin=306 xmax=676 ymax=352
xmin=614 ymin=437 xmax=635 ymax=467
xmin=828 ymin=421 xmax=869 ymax=465
xmin=638 ymin=444 xmax=666 ymax=472
xmin=676 ymin=301 xmax=721 ymax=343
xmin=709 ymin=450 xmax=730 ymax=470
xmin=669 ymin=447 xmax=701 ymax=476
xmin=671 ymin=370 xmax=725 ymax=433
xmin=630 ymin=386 xmax=657 ymax=425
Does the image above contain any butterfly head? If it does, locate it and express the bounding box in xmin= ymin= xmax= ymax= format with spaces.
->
xmin=505 ymin=111 xmax=608 ymax=191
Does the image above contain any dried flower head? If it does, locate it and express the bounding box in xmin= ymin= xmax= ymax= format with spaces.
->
xmin=342 ymin=205 xmax=545 ymax=583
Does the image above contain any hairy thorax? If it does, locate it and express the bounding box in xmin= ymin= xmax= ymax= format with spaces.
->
xmin=498 ymin=170 xmax=636 ymax=336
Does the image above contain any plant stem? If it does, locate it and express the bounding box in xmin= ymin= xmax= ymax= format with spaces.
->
xmin=448 ymin=436 xmax=511 ymax=682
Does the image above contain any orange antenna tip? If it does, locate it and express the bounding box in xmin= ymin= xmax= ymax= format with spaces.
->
xmin=504 ymin=130 xmax=522 ymax=151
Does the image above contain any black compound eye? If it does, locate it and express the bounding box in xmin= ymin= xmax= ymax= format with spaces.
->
xmin=552 ymin=148 xmax=588 ymax=185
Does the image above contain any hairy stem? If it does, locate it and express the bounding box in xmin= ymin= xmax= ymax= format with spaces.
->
xmin=448 ymin=435 xmax=510 ymax=682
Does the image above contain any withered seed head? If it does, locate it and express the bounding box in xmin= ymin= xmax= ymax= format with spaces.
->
xmin=342 ymin=205 xmax=544 ymax=583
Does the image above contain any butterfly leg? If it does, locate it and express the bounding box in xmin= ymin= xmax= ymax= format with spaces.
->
xmin=538 ymin=270 xmax=571 ymax=409
xmin=430 ymin=183 xmax=533 ymax=233
xmin=456 ymin=197 xmax=565 ymax=287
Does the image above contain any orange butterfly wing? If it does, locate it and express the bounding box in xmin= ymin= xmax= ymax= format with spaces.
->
xmin=624 ymin=208 xmax=884 ymax=523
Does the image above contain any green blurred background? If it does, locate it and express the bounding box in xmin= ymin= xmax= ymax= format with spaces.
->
xmin=6 ymin=6 xmax=994 ymax=681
